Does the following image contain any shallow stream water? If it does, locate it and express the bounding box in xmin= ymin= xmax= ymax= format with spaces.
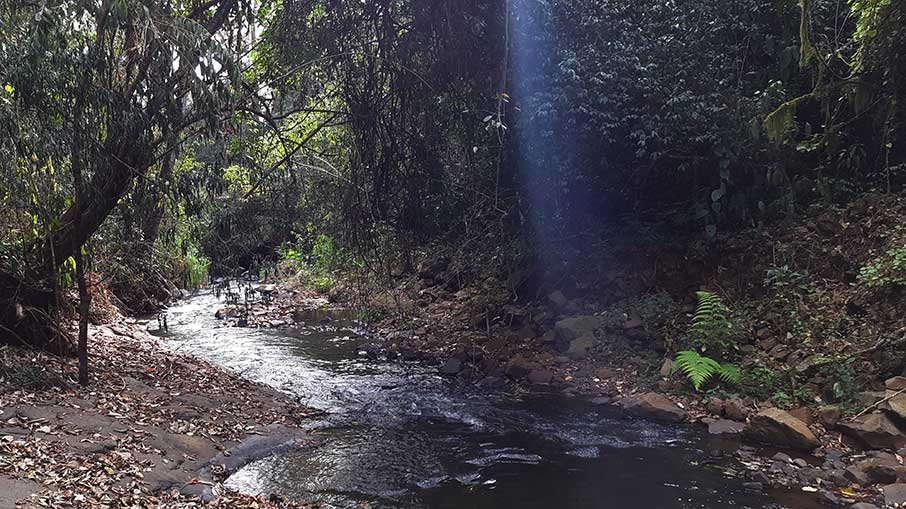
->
xmin=159 ymin=290 xmax=816 ymax=509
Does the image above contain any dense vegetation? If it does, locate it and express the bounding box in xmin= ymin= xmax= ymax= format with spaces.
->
xmin=0 ymin=0 xmax=904 ymax=380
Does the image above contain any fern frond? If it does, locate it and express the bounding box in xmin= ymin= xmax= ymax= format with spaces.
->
xmin=716 ymin=363 xmax=741 ymax=385
xmin=674 ymin=350 xmax=720 ymax=391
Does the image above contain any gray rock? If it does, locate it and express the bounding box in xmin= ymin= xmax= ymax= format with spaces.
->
xmin=707 ymin=419 xmax=745 ymax=435
xmin=724 ymin=397 xmax=750 ymax=421
xmin=0 ymin=475 xmax=42 ymax=508
xmin=744 ymin=408 xmax=819 ymax=450
xmin=849 ymin=503 xmax=879 ymax=509
xmin=565 ymin=334 xmax=595 ymax=360
xmin=818 ymin=405 xmax=843 ymax=429
xmin=620 ymin=392 xmax=687 ymax=423
xmin=838 ymin=413 xmax=906 ymax=450
xmin=772 ymin=452 xmax=792 ymax=463
xmin=883 ymin=483 xmax=906 ymax=506
xmin=554 ymin=316 xmax=603 ymax=343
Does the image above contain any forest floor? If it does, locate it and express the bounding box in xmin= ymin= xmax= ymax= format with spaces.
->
xmin=0 ymin=316 xmax=320 ymax=508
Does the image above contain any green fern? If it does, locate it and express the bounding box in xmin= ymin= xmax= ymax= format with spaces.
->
xmin=674 ymin=350 xmax=740 ymax=391
xmin=716 ymin=362 xmax=741 ymax=385
xmin=690 ymin=291 xmax=734 ymax=354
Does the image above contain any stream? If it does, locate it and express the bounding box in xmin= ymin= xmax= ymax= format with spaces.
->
xmin=158 ymin=289 xmax=815 ymax=508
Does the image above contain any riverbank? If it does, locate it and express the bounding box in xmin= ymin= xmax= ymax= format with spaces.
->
xmin=256 ymin=192 xmax=906 ymax=508
xmin=0 ymin=316 xmax=319 ymax=508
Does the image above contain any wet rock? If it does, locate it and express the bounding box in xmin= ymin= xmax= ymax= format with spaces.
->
xmin=526 ymin=369 xmax=553 ymax=385
xmin=818 ymin=405 xmax=843 ymax=429
xmin=209 ymin=424 xmax=317 ymax=474
xmin=215 ymin=306 xmax=238 ymax=319
xmin=887 ymin=377 xmax=906 ymax=391
xmin=589 ymin=396 xmax=612 ymax=406
xmin=440 ymin=358 xmax=463 ymax=375
xmin=838 ymin=413 xmax=906 ymax=450
xmin=707 ymin=419 xmax=745 ymax=435
xmin=565 ymin=334 xmax=595 ymax=360
xmin=849 ymin=503 xmax=879 ymax=509
xmin=504 ymin=357 xmax=535 ymax=379
xmin=882 ymin=483 xmax=906 ymax=506
xmin=744 ymin=408 xmax=819 ymax=450
xmin=620 ymin=392 xmax=687 ymax=423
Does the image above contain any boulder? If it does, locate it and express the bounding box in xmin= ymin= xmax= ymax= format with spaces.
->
xmin=620 ymin=393 xmax=687 ymax=423
xmin=887 ymin=377 xmax=906 ymax=391
xmin=844 ymin=457 xmax=906 ymax=486
xmin=838 ymin=413 xmax=906 ymax=450
xmin=886 ymin=394 xmax=906 ymax=421
xmin=565 ymin=334 xmax=595 ymax=360
xmin=789 ymin=406 xmax=815 ymax=425
xmin=724 ymin=397 xmax=750 ymax=421
xmin=705 ymin=397 xmax=726 ymax=416
xmin=744 ymin=408 xmax=819 ymax=450
xmin=504 ymin=357 xmax=535 ymax=379
xmin=849 ymin=503 xmax=879 ymax=509
xmin=883 ymin=483 xmax=906 ymax=506
xmin=554 ymin=316 xmax=603 ymax=343
xmin=817 ymin=405 xmax=843 ymax=429
xmin=707 ymin=419 xmax=745 ymax=435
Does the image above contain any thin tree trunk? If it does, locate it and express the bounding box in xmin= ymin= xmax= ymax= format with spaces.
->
xmin=75 ymin=249 xmax=90 ymax=385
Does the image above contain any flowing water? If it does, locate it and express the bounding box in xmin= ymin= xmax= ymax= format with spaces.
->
xmin=158 ymin=290 xmax=813 ymax=509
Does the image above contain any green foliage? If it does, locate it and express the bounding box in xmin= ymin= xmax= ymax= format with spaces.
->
xmin=674 ymin=350 xmax=741 ymax=391
xmin=821 ymin=360 xmax=858 ymax=403
xmin=690 ymin=291 xmax=734 ymax=355
xmin=764 ymin=265 xmax=807 ymax=289
xmin=859 ymin=244 xmax=906 ymax=288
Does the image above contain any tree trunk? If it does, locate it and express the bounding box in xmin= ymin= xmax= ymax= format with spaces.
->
xmin=75 ymin=249 xmax=91 ymax=385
